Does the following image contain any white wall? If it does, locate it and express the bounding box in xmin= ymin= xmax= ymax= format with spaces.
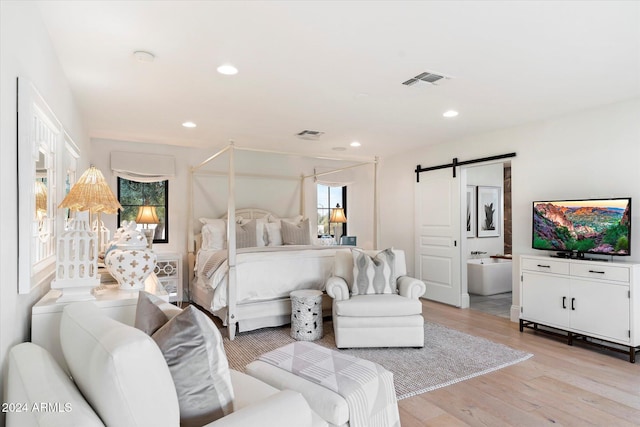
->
xmin=466 ymin=162 xmax=505 ymax=258
xmin=379 ymin=98 xmax=640 ymax=321
xmin=0 ymin=1 xmax=89 ymax=406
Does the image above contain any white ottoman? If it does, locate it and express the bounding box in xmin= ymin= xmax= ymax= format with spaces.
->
xmin=246 ymin=342 xmax=399 ymax=427
xmin=290 ymin=290 xmax=323 ymax=341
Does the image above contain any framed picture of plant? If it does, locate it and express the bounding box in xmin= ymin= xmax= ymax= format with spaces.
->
xmin=466 ymin=185 xmax=476 ymax=237
xmin=477 ymin=186 xmax=501 ymax=238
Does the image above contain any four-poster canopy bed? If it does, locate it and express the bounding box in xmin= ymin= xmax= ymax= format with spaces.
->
xmin=187 ymin=143 xmax=379 ymax=339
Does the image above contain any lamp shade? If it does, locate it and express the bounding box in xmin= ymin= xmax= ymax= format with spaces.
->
xmin=329 ymin=204 xmax=347 ymax=223
xmin=58 ymin=166 xmax=122 ymax=214
xmin=135 ymin=205 xmax=160 ymax=225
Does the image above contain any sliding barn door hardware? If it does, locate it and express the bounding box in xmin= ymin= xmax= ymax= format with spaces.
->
xmin=414 ymin=152 xmax=516 ymax=182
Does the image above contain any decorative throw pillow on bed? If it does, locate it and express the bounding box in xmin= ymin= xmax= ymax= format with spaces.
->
xmin=255 ymin=217 xmax=268 ymax=247
xmin=264 ymin=215 xmax=303 ymax=246
xmin=265 ymin=222 xmax=283 ymax=246
xmin=236 ymin=219 xmax=258 ymax=248
xmin=351 ymin=248 xmax=398 ymax=295
xmin=281 ymin=218 xmax=311 ymax=245
xmin=201 ymin=220 xmax=226 ymax=250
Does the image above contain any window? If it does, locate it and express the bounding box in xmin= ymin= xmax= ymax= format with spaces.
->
xmin=117 ymin=178 xmax=168 ymax=243
xmin=317 ymin=184 xmax=347 ymax=237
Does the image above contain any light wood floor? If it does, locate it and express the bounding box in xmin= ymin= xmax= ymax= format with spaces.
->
xmin=399 ymin=300 xmax=640 ymax=426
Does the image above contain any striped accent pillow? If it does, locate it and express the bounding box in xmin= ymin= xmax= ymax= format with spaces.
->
xmin=351 ymin=248 xmax=397 ymax=295
xmin=235 ymin=219 xmax=257 ymax=248
xmin=281 ymin=218 xmax=311 ymax=245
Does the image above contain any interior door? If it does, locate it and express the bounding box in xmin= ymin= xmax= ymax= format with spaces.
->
xmin=415 ymin=168 xmax=461 ymax=306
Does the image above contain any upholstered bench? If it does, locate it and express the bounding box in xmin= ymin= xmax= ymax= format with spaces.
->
xmin=246 ymin=342 xmax=400 ymax=427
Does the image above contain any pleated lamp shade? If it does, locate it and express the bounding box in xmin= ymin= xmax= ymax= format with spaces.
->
xmin=58 ymin=166 xmax=122 ymax=214
xmin=135 ymin=205 xmax=159 ymax=225
xmin=329 ymin=204 xmax=347 ymax=223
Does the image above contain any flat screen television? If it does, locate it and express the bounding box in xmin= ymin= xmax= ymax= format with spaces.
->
xmin=532 ymin=198 xmax=631 ymax=257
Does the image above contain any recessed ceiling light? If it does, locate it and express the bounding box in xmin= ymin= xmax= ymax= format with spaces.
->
xmin=217 ymin=64 xmax=238 ymax=75
xmin=350 ymin=141 xmax=361 ymax=147
xmin=443 ymin=110 xmax=459 ymax=118
xmin=133 ymin=50 xmax=155 ymax=62
xmin=182 ymin=121 xmax=197 ymax=128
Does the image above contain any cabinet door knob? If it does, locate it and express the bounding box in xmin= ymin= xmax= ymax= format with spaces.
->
xmin=588 ymin=270 xmax=605 ymax=274
xmin=571 ymin=297 xmax=576 ymax=310
xmin=537 ymin=264 xmax=551 ymax=268
xmin=562 ymin=296 xmax=566 ymax=309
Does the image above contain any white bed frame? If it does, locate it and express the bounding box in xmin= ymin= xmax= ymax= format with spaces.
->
xmin=187 ymin=143 xmax=379 ymax=339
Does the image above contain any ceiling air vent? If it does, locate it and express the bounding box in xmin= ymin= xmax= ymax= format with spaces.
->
xmin=296 ymin=130 xmax=325 ymax=141
xmin=402 ymin=71 xmax=450 ymax=86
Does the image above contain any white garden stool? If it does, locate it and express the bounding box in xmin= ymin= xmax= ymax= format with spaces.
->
xmin=290 ymin=290 xmax=323 ymax=341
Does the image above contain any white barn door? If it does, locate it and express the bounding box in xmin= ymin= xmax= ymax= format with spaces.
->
xmin=415 ymin=168 xmax=462 ymax=306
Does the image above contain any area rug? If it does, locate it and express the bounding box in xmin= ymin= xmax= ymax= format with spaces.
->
xmin=223 ymin=321 xmax=532 ymax=399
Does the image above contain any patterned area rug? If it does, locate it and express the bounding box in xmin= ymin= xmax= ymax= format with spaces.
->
xmin=223 ymin=321 xmax=532 ymax=400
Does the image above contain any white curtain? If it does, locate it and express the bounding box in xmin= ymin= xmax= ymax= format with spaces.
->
xmin=111 ymin=151 xmax=175 ymax=182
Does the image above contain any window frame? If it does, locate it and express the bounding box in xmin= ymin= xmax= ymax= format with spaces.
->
xmin=116 ymin=177 xmax=169 ymax=244
xmin=317 ymin=184 xmax=347 ymax=238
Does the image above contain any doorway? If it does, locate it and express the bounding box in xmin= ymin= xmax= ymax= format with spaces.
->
xmin=414 ymin=158 xmax=514 ymax=316
xmin=465 ymin=162 xmax=513 ymax=318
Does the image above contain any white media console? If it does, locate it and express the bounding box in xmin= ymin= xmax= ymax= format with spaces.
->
xmin=519 ymin=254 xmax=640 ymax=363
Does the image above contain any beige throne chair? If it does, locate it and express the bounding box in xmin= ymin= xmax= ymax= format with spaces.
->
xmin=326 ymin=248 xmax=426 ymax=348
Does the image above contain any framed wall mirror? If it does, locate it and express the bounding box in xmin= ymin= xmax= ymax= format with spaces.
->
xmin=17 ymin=77 xmax=66 ymax=294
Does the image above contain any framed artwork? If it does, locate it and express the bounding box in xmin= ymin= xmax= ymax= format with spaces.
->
xmin=466 ymin=186 xmax=476 ymax=237
xmin=477 ymin=186 xmax=501 ymax=238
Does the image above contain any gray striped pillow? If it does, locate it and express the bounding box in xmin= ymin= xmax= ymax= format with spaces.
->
xmin=235 ymin=219 xmax=257 ymax=248
xmin=281 ymin=218 xmax=311 ymax=245
xmin=351 ymin=248 xmax=397 ymax=295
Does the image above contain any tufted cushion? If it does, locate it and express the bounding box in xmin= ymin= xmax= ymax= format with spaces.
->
xmin=351 ymin=248 xmax=397 ymax=295
xmin=60 ymin=302 xmax=180 ymax=427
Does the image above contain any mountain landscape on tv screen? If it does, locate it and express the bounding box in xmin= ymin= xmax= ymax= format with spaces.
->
xmin=533 ymin=201 xmax=630 ymax=254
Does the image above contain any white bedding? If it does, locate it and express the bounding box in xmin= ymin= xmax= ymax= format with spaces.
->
xmin=196 ymin=245 xmax=344 ymax=312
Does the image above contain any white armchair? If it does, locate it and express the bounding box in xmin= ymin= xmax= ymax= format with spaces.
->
xmin=326 ymin=248 xmax=426 ymax=348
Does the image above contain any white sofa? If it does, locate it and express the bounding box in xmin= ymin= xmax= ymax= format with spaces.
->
xmin=6 ymin=301 xmax=326 ymax=427
xmin=326 ymin=249 xmax=426 ymax=348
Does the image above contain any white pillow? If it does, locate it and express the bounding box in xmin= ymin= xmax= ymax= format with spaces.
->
xmin=265 ymin=222 xmax=283 ymax=246
xmin=201 ymin=220 xmax=226 ymax=250
xmin=256 ymin=217 xmax=267 ymax=247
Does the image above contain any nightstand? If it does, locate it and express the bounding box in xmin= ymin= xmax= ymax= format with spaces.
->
xmin=31 ymin=273 xmax=168 ymax=372
xmin=154 ymin=252 xmax=183 ymax=302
